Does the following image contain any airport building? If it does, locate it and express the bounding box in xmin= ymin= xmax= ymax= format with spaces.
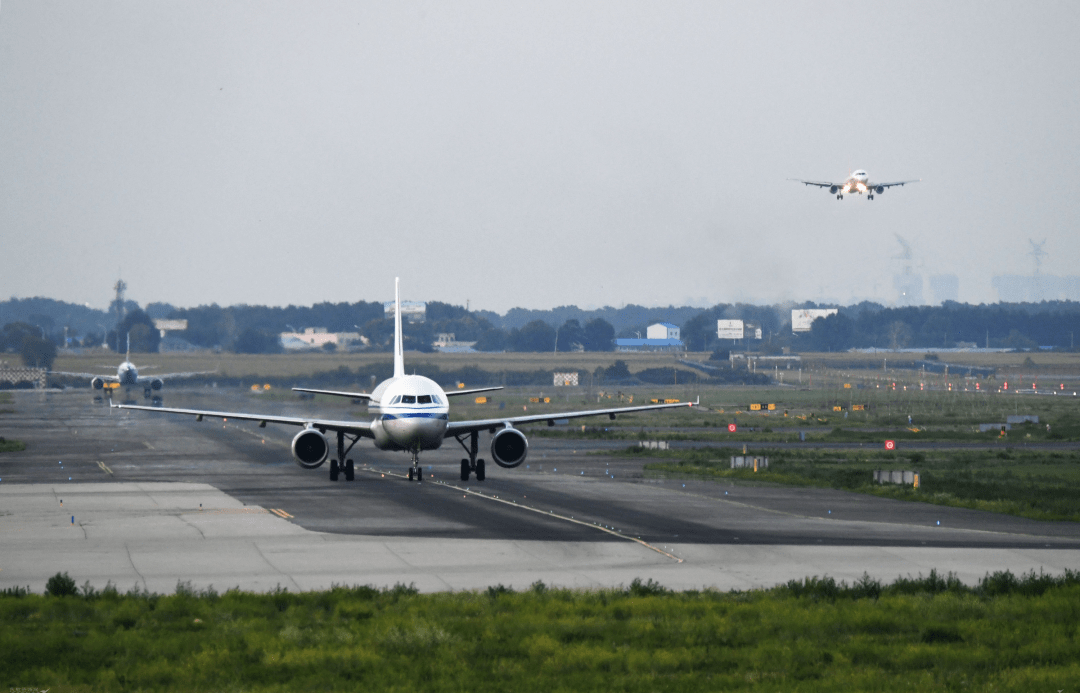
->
xmin=616 ymin=323 xmax=685 ymax=352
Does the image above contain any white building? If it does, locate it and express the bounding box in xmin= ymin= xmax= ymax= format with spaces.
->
xmin=279 ymin=327 xmax=361 ymax=350
xmin=647 ymin=322 xmax=680 ymax=340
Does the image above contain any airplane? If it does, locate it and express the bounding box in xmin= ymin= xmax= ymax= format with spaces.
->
xmin=113 ymin=279 xmax=696 ymax=483
xmin=792 ymin=170 xmax=920 ymax=200
xmin=53 ymin=333 xmax=213 ymax=399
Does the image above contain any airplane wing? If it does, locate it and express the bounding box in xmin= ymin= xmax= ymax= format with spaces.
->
xmin=292 ymin=387 xmax=375 ymax=401
xmin=444 ymin=399 xmax=695 ymax=436
xmin=111 ymin=402 xmax=375 ymax=437
xmin=150 ymin=370 xmax=218 ymax=380
xmin=48 ymin=371 xmax=118 ymax=381
xmin=790 ymin=179 xmax=839 ymax=188
xmin=445 ymin=386 xmax=504 ymax=398
xmin=872 ymin=179 xmax=921 ymax=189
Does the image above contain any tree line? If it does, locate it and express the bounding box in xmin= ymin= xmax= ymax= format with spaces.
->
xmin=2 ymin=295 xmax=1078 ymax=356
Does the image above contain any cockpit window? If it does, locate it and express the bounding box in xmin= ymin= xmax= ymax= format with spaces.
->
xmin=389 ymin=395 xmax=401 ymax=405
xmin=401 ymin=395 xmax=416 ymax=404
xmin=417 ymin=395 xmax=432 ymax=404
xmin=430 ymin=394 xmax=441 ymax=405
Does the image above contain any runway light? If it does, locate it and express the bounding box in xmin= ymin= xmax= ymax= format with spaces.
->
xmin=936 ymin=521 xmax=940 ymax=526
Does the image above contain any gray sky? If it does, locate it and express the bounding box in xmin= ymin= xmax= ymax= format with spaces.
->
xmin=2 ymin=1 xmax=1078 ymax=313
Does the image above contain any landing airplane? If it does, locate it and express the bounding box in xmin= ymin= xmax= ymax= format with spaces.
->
xmin=54 ymin=334 xmax=213 ymax=399
xmin=113 ymin=279 xmax=695 ymax=483
xmin=792 ymin=170 xmax=920 ymax=200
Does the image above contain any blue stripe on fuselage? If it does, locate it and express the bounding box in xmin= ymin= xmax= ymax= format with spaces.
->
xmin=382 ymin=413 xmax=448 ymax=421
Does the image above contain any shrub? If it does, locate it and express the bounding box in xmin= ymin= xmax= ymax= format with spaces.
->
xmin=45 ymin=571 xmax=77 ymax=597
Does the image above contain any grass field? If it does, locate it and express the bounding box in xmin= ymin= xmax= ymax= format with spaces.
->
xmin=3 ymin=572 xmax=1078 ymax=692
xmin=641 ymin=446 xmax=1080 ymax=522
xmin=52 ymin=349 xmax=705 ymax=380
xmin=0 ymin=437 xmax=25 ymax=453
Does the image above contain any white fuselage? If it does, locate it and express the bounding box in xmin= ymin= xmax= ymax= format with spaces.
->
xmin=841 ymin=170 xmax=870 ymax=195
xmin=368 ymin=375 xmax=449 ymax=452
xmin=117 ymin=362 xmax=139 ymax=386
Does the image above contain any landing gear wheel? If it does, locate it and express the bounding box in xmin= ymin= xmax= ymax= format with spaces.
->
xmin=416 ymin=467 xmax=423 ymax=482
xmin=407 ymin=468 xmax=414 ymax=481
xmin=476 ymin=459 xmax=486 ymax=481
xmin=461 ymin=459 xmax=470 ymax=481
xmin=330 ymin=459 xmax=340 ymax=481
xmin=345 ymin=459 xmax=354 ymax=481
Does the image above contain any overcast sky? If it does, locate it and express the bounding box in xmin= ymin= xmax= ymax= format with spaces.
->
xmin=2 ymin=1 xmax=1078 ymax=313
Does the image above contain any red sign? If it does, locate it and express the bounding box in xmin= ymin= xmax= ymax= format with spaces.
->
xmin=728 ymin=423 xmax=737 ymax=433
xmin=884 ymin=440 xmax=896 ymax=451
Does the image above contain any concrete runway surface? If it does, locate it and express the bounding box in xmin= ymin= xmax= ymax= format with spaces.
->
xmin=1 ymin=389 xmax=1078 ymax=593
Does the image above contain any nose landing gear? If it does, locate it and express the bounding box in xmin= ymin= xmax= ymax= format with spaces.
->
xmin=407 ymin=450 xmax=423 ymax=481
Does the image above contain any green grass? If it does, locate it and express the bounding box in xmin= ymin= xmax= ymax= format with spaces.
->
xmin=641 ymin=446 xmax=1080 ymax=522
xmin=2 ymin=572 xmax=1079 ymax=692
xmin=0 ymin=436 xmax=25 ymax=453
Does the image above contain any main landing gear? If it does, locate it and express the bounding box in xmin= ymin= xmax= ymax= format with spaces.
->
xmin=836 ymin=193 xmax=843 ymax=200
xmin=453 ymin=431 xmax=486 ymax=482
xmin=329 ymin=430 xmax=358 ymax=482
xmin=868 ymin=194 xmax=874 ymax=200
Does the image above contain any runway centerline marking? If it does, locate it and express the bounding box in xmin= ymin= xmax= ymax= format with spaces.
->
xmin=269 ymin=508 xmax=294 ymax=519
xmin=97 ymin=461 xmax=113 ymax=475
xmin=359 ymin=466 xmax=682 ymax=563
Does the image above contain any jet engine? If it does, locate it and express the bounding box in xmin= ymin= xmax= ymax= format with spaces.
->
xmin=291 ymin=429 xmax=329 ymax=469
xmin=490 ymin=427 xmax=528 ymax=468
xmin=829 ymin=186 xmax=838 ymax=195
xmin=150 ymin=379 xmax=163 ymax=391
xmin=91 ymin=377 xmax=105 ymax=390
xmin=875 ymin=186 xmax=884 ymax=195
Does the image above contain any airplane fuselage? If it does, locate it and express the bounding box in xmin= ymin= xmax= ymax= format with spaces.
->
xmin=840 ymin=170 xmax=870 ymax=195
xmin=369 ymin=375 xmax=449 ymax=452
xmin=117 ymin=362 xmax=139 ymax=387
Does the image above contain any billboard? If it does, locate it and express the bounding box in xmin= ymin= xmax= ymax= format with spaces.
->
xmin=717 ymin=320 xmax=744 ymax=340
xmin=791 ymin=308 xmax=838 ymax=333
xmin=383 ymin=301 xmax=427 ymax=323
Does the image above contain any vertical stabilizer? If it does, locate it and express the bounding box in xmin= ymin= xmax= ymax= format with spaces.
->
xmin=393 ymin=278 xmax=404 ymax=378
xmin=125 ymin=333 xmax=130 ymax=361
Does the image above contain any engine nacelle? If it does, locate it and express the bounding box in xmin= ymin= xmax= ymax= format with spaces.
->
xmin=91 ymin=377 xmax=105 ymax=390
xmin=150 ymin=379 xmax=163 ymax=391
xmin=875 ymin=186 xmax=884 ymax=195
xmin=829 ymin=186 xmax=838 ymax=195
xmin=291 ymin=429 xmax=329 ymax=469
xmin=490 ymin=427 xmax=528 ymax=468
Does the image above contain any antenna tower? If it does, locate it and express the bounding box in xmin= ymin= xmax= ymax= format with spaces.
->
xmin=111 ymin=279 xmax=128 ymax=325
xmin=1028 ymin=239 xmax=1048 ymax=276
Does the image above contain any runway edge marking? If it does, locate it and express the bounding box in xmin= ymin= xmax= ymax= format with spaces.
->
xmin=359 ymin=466 xmax=683 ymax=563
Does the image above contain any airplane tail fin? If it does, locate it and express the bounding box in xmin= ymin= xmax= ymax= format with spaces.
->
xmin=125 ymin=333 xmax=130 ymax=361
xmin=393 ymin=277 xmax=404 ymax=378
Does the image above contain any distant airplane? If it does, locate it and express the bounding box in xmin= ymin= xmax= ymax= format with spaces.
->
xmin=114 ymin=279 xmax=695 ymax=483
xmin=53 ymin=334 xmax=212 ymax=399
xmin=792 ymin=170 xmax=920 ymax=200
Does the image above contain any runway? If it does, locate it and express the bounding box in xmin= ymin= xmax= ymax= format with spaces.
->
xmin=2 ymin=389 xmax=1078 ymax=593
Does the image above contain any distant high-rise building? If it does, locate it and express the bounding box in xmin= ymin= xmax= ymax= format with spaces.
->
xmin=893 ymin=273 xmax=923 ymax=306
xmin=929 ymin=274 xmax=959 ymax=304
